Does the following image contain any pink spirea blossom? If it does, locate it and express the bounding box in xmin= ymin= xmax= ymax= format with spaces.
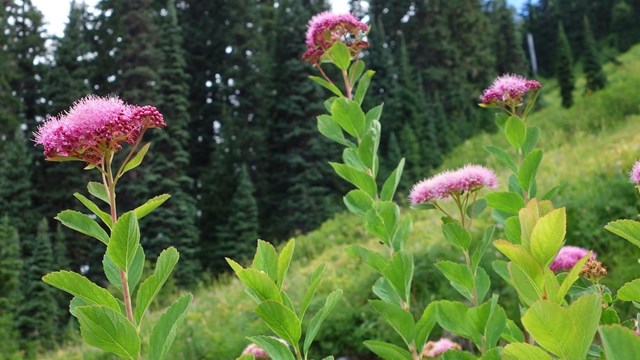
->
xmin=409 ymin=165 xmax=498 ymax=205
xmin=423 ymin=338 xmax=462 ymax=358
xmin=302 ymin=11 xmax=369 ymax=64
xmin=630 ymin=160 xmax=640 ymax=185
xmin=549 ymin=246 xmax=596 ymax=272
xmin=34 ymin=95 xmax=165 ymax=165
xmin=241 ymin=343 xmax=270 ymax=359
xmin=480 ymin=74 xmax=541 ymax=106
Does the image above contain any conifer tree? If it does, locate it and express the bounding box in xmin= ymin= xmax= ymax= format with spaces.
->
xmin=17 ymin=218 xmax=57 ymax=351
xmin=492 ymin=0 xmax=528 ymax=75
xmin=0 ymin=128 xmax=33 ymax=235
xmin=0 ymin=217 xmax=22 ymax=357
xmin=213 ymin=164 xmax=259 ymax=271
xmin=582 ymin=16 xmax=606 ymax=93
xmin=556 ymin=23 xmax=575 ymax=108
xmin=0 ymin=4 xmax=20 ymax=135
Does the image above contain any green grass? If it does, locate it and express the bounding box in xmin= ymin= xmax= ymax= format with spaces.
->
xmin=44 ymin=44 xmax=640 ymax=359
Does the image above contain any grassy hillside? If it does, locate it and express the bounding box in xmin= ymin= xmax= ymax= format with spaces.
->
xmin=45 ymin=45 xmax=640 ymax=359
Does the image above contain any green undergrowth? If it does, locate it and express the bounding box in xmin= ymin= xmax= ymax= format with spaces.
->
xmin=45 ymin=45 xmax=640 ymax=359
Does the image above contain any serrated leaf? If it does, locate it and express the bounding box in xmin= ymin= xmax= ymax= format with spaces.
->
xmin=227 ymin=259 xmax=282 ymax=305
xmin=436 ymin=261 xmax=474 ymax=301
xmin=256 ymin=300 xmax=301 ymax=348
xmin=503 ymin=343 xmax=552 ymax=360
xmin=617 ymin=278 xmax=640 ymax=302
xmin=344 ymin=189 xmax=374 ymax=216
xmin=252 ymin=240 xmax=279 ymax=282
xmin=442 ymin=222 xmax=472 ymax=251
xmin=317 ymin=114 xmax=355 ymax=147
xmin=304 ymin=289 xmax=343 ymax=354
xmin=381 ymin=250 xmax=413 ymax=303
xmin=330 ymin=162 xmax=377 ymax=198
xmin=331 ymin=97 xmax=366 ymax=138
xmin=149 ymin=294 xmax=192 ymax=360
xmin=103 ymin=245 xmax=145 ymax=293
xmin=87 ymin=181 xmax=109 ymax=204
xmin=363 ymin=340 xmax=412 ymax=360
xmin=107 ymin=212 xmax=140 ymax=272
xmin=135 ymin=247 xmax=179 ymax=324
xmin=347 ymin=244 xmax=388 ymax=273
xmin=599 ymin=325 xmax=640 ymax=360
xmin=43 ymin=271 xmax=120 ymax=312
xmin=365 ymin=201 xmax=400 ymax=246
xmin=75 ymin=305 xmax=140 ymax=360
xmin=133 ymin=194 xmax=171 ymax=220
xmin=121 ymin=142 xmax=150 ymax=175
xmin=326 ymin=41 xmax=350 ymax=70
xmin=73 ymin=193 xmax=112 ymax=228
xmin=370 ymin=300 xmax=415 ymax=346
xmin=485 ymin=192 xmax=525 ymax=216
xmin=277 ymin=239 xmax=295 ymax=289
xmin=530 ymin=208 xmax=566 ymax=266
xmin=518 ymin=149 xmax=543 ymax=195
xmin=372 ymin=277 xmax=403 ymax=306
xmin=504 ymin=116 xmax=526 ymax=148
xmin=56 ymin=210 xmax=110 ymax=245
xmin=605 ymin=219 xmax=640 ymax=248
xmin=381 ymin=158 xmax=405 ymax=201
xmin=414 ymin=302 xmax=437 ymax=350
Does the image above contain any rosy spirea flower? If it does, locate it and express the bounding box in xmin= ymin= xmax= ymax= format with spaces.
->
xmin=630 ymin=160 xmax=640 ymax=185
xmin=549 ymin=246 xmax=596 ymax=272
xmin=409 ymin=165 xmax=498 ymax=205
xmin=302 ymin=11 xmax=369 ymax=64
xmin=480 ymin=74 xmax=541 ymax=106
xmin=34 ymin=95 xmax=165 ymax=165
xmin=241 ymin=343 xmax=270 ymax=360
xmin=422 ymin=338 xmax=462 ymax=358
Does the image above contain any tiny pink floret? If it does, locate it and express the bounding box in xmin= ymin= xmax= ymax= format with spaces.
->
xmin=34 ymin=95 xmax=165 ymax=165
xmin=481 ymin=74 xmax=541 ymax=106
xmin=549 ymin=246 xmax=595 ymax=272
xmin=423 ymin=338 xmax=462 ymax=358
xmin=302 ymin=11 xmax=368 ymax=64
xmin=241 ymin=343 xmax=269 ymax=359
xmin=630 ymin=160 xmax=640 ymax=185
xmin=409 ymin=165 xmax=498 ymax=205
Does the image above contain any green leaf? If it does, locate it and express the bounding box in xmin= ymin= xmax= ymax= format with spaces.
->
xmin=331 ymin=97 xmax=366 ymax=138
xmin=601 ymin=307 xmax=621 ymax=325
xmin=277 ymin=239 xmax=295 ymax=289
xmin=466 ymin=198 xmax=487 ymax=218
xmin=355 ymin=70 xmax=374 ymax=104
xmin=365 ymin=104 xmax=383 ymax=130
xmin=504 ymin=216 xmax=521 ymax=244
xmin=441 ymin=350 xmax=478 ymax=360
xmin=135 ymin=247 xmax=180 ymax=324
xmin=476 ymin=268 xmax=491 ymax=304
xmin=103 ymin=246 xmax=145 ymax=294
xmin=605 ymin=219 xmax=640 ymax=248
xmin=617 ymin=278 xmax=640 ymax=302
xmin=299 ymin=264 xmax=324 ymax=321
xmin=442 ymin=222 xmax=472 ymax=251
xmin=501 ymin=319 xmax=525 ymax=343
xmin=326 ymin=41 xmax=351 ymax=70
xmin=107 ymin=212 xmax=140 ymax=272
xmin=414 ymin=302 xmax=437 ymax=350
xmin=481 ymin=295 xmax=507 ymax=349
xmin=88 ymin=181 xmax=109 ymax=204
xmin=133 ymin=194 xmax=171 ymax=220
xmin=330 ymin=162 xmax=377 ymax=198
xmin=435 ymin=261 xmax=474 ymax=302
xmin=485 ymin=192 xmax=525 ymax=216
xmin=391 ymin=215 xmax=412 ymax=252
xmin=521 ymin=127 xmax=540 ymax=156
xmin=381 ymin=250 xmax=413 ymax=303
xmin=121 ymin=142 xmax=150 ymax=175
xmin=493 ymin=240 xmax=543 ymax=288
xmin=348 ymin=244 xmax=388 ymax=273
xmin=256 ymin=300 xmax=301 ymax=348
xmin=42 ymin=271 xmax=120 ymax=312
xmin=509 ymin=262 xmax=543 ymax=307
xmin=504 ymin=116 xmax=527 ymax=148
xmin=149 ymin=293 xmax=192 ymax=360
xmin=55 ymin=210 xmax=110 ymax=245
xmin=344 ymin=189 xmax=374 ymax=216
xmin=556 ymin=252 xmax=591 ymax=302
xmin=73 ymin=193 xmax=112 ymax=228
xmin=317 ymin=114 xmax=355 ymax=148
xmin=436 ymin=300 xmax=475 ymax=340
xmin=491 ymin=260 xmax=514 ymax=287
xmin=343 ymin=148 xmax=367 ymax=171
xmin=518 ymin=199 xmax=554 ymax=251
xmin=309 ymin=76 xmax=343 ymax=97
xmin=518 ymin=149 xmax=543 ymax=195
xmin=599 ymin=325 xmax=640 ymax=360
xmin=379 ymin=158 xmax=405 ymax=202
xmin=365 ymin=201 xmax=400 ymax=246
xmin=247 ymin=336 xmax=295 ymax=360
xmin=503 ymin=343 xmax=552 ymax=360
xmin=252 ymin=240 xmax=279 ymax=282
xmin=372 ymin=277 xmax=403 ymax=306
xmin=75 ymin=305 xmax=140 ymax=360
xmin=471 ymin=226 xmax=495 ymax=270
xmin=370 ymin=300 xmax=415 ymax=346
xmin=357 ymin=131 xmax=377 ymax=170
xmin=484 ymin=145 xmax=517 ymax=173
xmin=304 ymin=289 xmax=343 ymax=354
xmin=529 ymin=208 xmax=566 ymax=266
xmin=348 ymin=60 xmax=365 ymax=84
xmin=363 ymin=340 xmax=412 ymax=360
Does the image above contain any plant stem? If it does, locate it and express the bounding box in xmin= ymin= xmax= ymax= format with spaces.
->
xmin=342 ymin=69 xmax=352 ymax=99
xmin=103 ymin=151 xmax=135 ymax=325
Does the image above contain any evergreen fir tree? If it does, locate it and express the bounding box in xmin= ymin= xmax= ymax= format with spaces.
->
xmin=213 ymin=164 xmax=259 ymax=271
xmin=0 ymin=217 xmax=22 ymax=357
xmin=0 ymin=128 xmax=33 ymax=235
xmin=556 ymin=23 xmax=575 ymax=108
xmin=142 ymin=0 xmax=201 ymax=286
xmin=17 ymin=218 xmax=57 ymax=351
xmin=582 ymin=16 xmax=606 ymax=93
xmin=0 ymin=4 xmax=20 ymax=135
xmin=492 ymin=0 xmax=529 ymax=75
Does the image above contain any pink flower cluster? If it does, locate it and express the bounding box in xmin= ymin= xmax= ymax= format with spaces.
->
xmin=302 ymin=11 xmax=369 ymax=64
xmin=630 ymin=160 xmax=640 ymax=185
xmin=549 ymin=246 xmax=595 ymax=272
xmin=480 ymin=74 xmax=541 ymax=106
xmin=241 ymin=343 xmax=270 ymax=360
xmin=34 ymin=95 xmax=165 ymax=165
xmin=422 ymin=338 xmax=462 ymax=358
xmin=409 ymin=165 xmax=498 ymax=205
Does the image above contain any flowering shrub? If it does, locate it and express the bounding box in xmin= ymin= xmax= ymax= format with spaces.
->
xmin=34 ymin=95 xmax=190 ymax=360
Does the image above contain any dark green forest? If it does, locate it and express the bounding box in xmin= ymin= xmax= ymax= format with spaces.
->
xmin=0 ymin=0 xmax=638 ymax=356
